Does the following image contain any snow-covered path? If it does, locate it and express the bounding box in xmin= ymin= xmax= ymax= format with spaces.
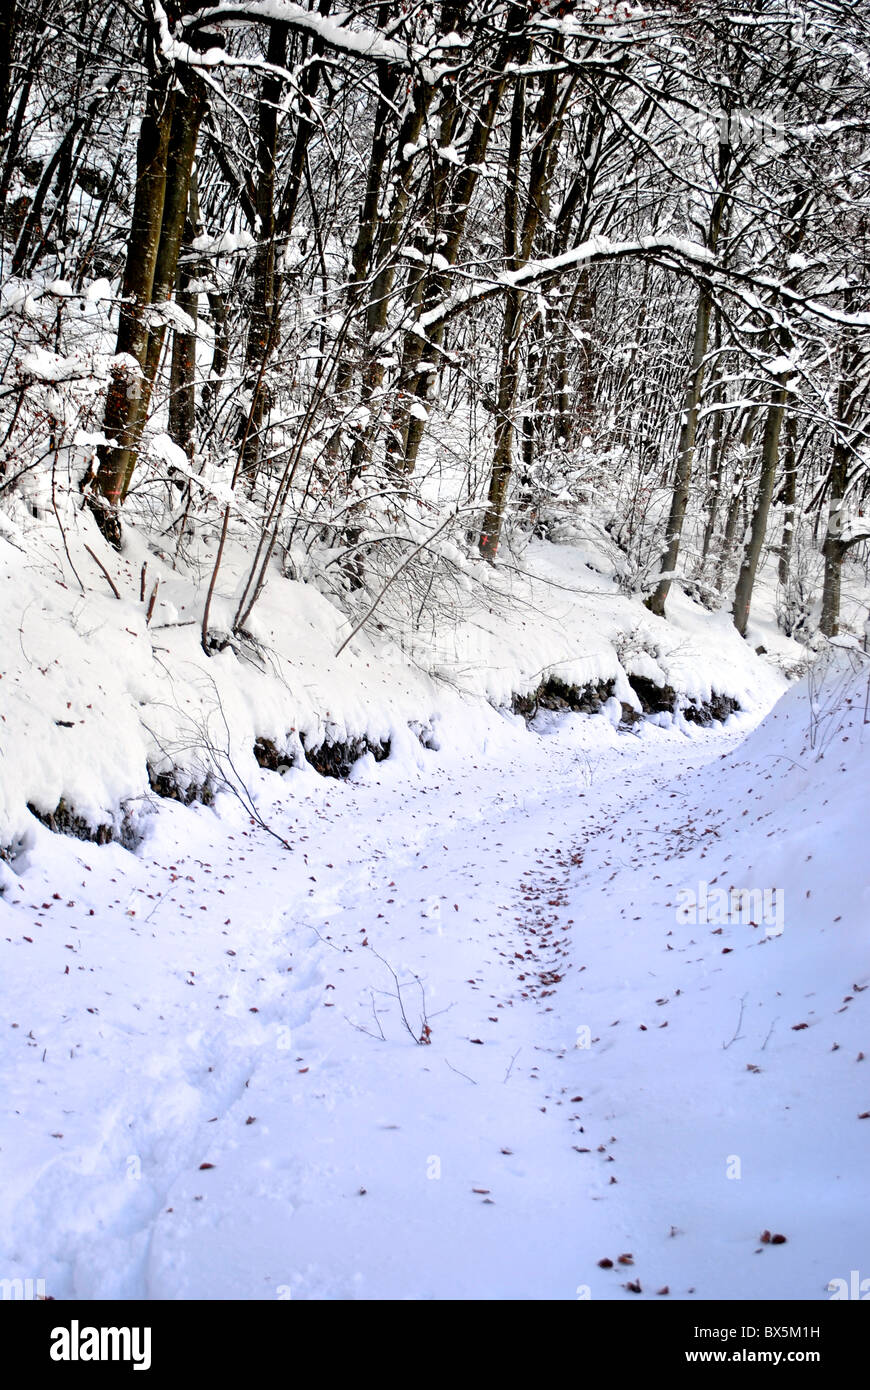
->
xmin=2 ymin=690 xmax=867 ymax=1301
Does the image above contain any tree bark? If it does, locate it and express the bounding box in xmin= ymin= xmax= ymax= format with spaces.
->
xmin=479 ymin=39 xmax=569 ymax=558
xmin=820 ymin=287 xmax=862 ymax=636
xmin=92 ymin=59 xmax=176 ymax=523
xmin=776 ymin=411 xmax=797 ymax=587
xmin=645 ymin=136 xmax=732 ymax=617
xmin=732 ymin=374 xmax=790 ymax=635
xmin=239 ymin=20 xmax=288 ymax=485
xmin=644 ymin=281 xmax=715 ymax=615
xmin=169 ymin=169 xmax=201 ymax=459
xmin=389 ymin=4 xmax=531 ymax=480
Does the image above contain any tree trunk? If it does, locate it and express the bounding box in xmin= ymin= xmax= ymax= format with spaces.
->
xmin=732 ymin=375 xmax=790 ymax=635
xmin=169 ymin=170 xmax=201 ymax=459
xmin=480 ymin=291 xmax=522 ymax=560
xmin=389 ymin=5 xmax=530 ymax=480
xmin=776 ymin=411 xmax=797 ymax=587
xmin=700 ymin=311 xmax=724 ymax=564
xmin=820 ymin=288 xmax=861 ymax=637
xmin=645 ymin=137 xmax=732 ymax=617
xmin=0 ymin=1 xmax=18 ymax=159
xmin=645 ymin=282 xmax=714 ymax=615
xmin=716 ymin=468 xmax=744 ymax=591
xmin=479 ymin=73 xmax=525 ymax=561
xmin=478 ymin=39 xmax=568 ymax=558
xmin=92 ymin=62 xmax=176 ymax=525
xmin=240 ymin=21 xmax=288 ymax=485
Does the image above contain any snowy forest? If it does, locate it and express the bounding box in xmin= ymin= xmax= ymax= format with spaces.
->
xmin=2 ymin=0 xmax=869 ymax=639
xmin=1 ymin=0 xmax=869 ymax=1323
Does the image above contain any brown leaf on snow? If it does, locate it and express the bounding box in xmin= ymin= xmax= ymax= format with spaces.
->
xmin=598 ymin=1258 xmax=614 ymax=1268
xmin=624 ymin=1280 xmax=642 ymax=1293
xmin=791 ymin=1022 xmax=809 ymax=1030
xmin=199 ymin=1162 xmax=215 ymax=1170
xmin=618 ymin=1254 xmax=634 ymax=1265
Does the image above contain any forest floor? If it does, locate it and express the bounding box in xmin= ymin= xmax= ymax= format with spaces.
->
xmin=1 ymin=656 xmax=867 ymax=1301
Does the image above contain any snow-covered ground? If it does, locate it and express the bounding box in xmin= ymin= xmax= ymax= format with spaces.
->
xmin=0 ymin=514 xmax=794 ymax=853
xmin=2 ymin=648 xmax=867 ymax=1301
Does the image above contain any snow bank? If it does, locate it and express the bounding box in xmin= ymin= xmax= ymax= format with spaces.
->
xmin=0 ymin=507 xmax=785 ymax=853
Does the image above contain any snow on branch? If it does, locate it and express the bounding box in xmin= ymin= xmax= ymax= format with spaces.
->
xmin=410 ymin=233 xmax=870 ymax=344
xmin=413 ymin=235 xmax=718 ymax=336
xmin=177 ymin=1 xmax=430 ymax=69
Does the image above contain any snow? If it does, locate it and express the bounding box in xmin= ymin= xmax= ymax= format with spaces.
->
xmin=84 ymin=279 xmax=113 ymax=303
xmin=0 ymin=508 xmax=783 ymax=853
xmin=1 ymin=645 xmax=866 ymax=1299
xmin=2 ymin=0 xmax=869 ymax=1311
xmin=20 ymin=348 xmax=89 ymax=383
xmin=191 ymin=229 xmax=255 ymax=257
xmin=415 ymin=234 xmax=717 ymax=337
xmin=176 ymin=2 xmax=431 ymax=71
xmin=1 ymin=474 xmax=866 ymax=1300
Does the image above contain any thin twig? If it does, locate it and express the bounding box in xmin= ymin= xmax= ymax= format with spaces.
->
xmin=722 ymin=993 xmax=748 ymax=1050
xmin=145 ymin=579 xmax=160 ymax=624
xmin=366 ymin=943 xmax=430 ymax=1044
xmin=84 ymin=543 xmax=121 ymax=599
xmin=334 ymin=506 xmax=477 ymax=658
xmin=761 ymin=1017 xmax=778 ymax=1051
xmin=445 ymin=1058 xmax=477 ymax=1085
